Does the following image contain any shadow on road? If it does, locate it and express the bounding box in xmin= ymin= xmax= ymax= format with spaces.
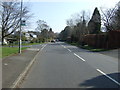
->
xmin=79 ymin=72 xmax=120 ymax=88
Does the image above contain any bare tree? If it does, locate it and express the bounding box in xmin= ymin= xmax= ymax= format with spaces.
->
xmin=36 ymin=20 xmax=50 ymax=32
xmin=64 ymin=11 xmax=90 ymax=43
xmin=66 ymin=19 xmax=74 ymax=28
xmin=100 ymin=5 xmax=117 ymax=31
xmin=112 ymin=1 xmax=120 ymax=30
xmin=1 ymin=2 xmax=30 ymax=45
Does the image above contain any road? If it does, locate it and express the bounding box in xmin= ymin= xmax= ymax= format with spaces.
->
xmin=21 ymin=42 xmax=120 ymax=88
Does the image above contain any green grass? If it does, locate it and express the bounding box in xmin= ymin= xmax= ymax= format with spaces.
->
xmin=80 ymin=45 xmax=108 ymax=52
xmin=89 ymin=48 xmax=107 ymax=52
xmin=21 ymin=42 xmax=43 ymax=46
xmin=0 ymin=47 xmax=2 ymax=59
xmin=3 ymin=42 xmax=44 ymax=47
xmin=67 ymin=42 xmax=79 ymax=46
xmin=67 ymin=42 xmax=109 ymax=52
xmin=1 ymin=47 xmax=29 ymax=58
xmin=1 ymin=42 xmax=45 ymax=58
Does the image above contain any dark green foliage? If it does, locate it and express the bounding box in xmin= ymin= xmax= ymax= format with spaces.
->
xmin=88 ymin=7 xmax=101 ymax=34
xmin=59 ymin=26 xmax=72 ymax=41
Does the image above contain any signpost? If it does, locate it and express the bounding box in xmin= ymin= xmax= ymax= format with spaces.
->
xmin=21 ymin=20 xmax=26 ymax=26
xmin=19 ymin=0 xmax=23 ymax=54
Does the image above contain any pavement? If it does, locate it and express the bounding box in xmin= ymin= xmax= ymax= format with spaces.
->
xmin=98 ymin=49 xmax=119 ymax=59
xmin=0 ymin=58 xmax=2 ymax=90
xmin=21 ymin=42 xmax=119 ymax=88
xmin=2 ymin=44 xmax=43 ymax=88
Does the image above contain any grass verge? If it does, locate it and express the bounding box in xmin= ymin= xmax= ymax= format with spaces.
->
xmin=3 ymin=42 xmax=44 ymax=47
xmin=80 ymin=45 xmax=109 ymax=52
xmin=1 ymin=47 xmax=29 ymax=58
xmin=67 ymin=42 xmax=109 ymax=52
xmin=22 ymin=42 xmax=43 ymax=46
xmin=67 ymin=42 xmax=79 ymax=46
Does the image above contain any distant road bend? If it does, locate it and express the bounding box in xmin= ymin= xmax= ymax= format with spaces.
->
xmin=21 ymin=42 xmax=119 ymax=88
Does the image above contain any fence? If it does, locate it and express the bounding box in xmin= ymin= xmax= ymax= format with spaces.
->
xmin=108 ymin=30 xmax=120 ymax=48
xmin=83 ymin=30 xmax=120 ymax=49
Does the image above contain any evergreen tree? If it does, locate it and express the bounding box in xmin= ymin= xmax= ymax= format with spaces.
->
xmin=88 ymin=7 xmax=101 ymax=34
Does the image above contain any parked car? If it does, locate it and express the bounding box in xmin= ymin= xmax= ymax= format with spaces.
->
xmin=51 ymin=40 xmax=56 ymax=43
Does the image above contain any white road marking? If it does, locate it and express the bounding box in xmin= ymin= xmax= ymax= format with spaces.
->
xmin=41 ymin=44 xmax=47 ymax=51
xmin=67 ymin=49 xmax=72 ymax=52
xmin=27 ymin=48 xmax=39 ymax=51
xmin=97 ymin=69 xmax=120 ymax=86
xmin=74 ymin=53 xmax=86 ymax=62
xmin=61 ymin=45 xmax=66 ymax=48
xmin=4 ymin=63 xmax=8 ymax=66
xmin=63 ymin=46 xmax=66 ymax=48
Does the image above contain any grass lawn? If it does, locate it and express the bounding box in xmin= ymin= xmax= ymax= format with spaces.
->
xmin=3 ymin=42 xmax=44 ymax=47
xmin=22 ymin=42 xmax=43 ymax=46
xmin=0 ymin=47 xmax=1 ymax=58
xmin=1 ymin=42 xmax=45 ymax=58
xmin=1 ymin=47 xmax=29 ymax=58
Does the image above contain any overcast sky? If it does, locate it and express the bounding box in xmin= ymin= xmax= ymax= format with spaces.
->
xmin=23 ymin=0 xmax=119 ymax=33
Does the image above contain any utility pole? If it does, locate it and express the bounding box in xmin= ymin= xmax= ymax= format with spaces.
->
xmin=19 ymin=0 xmax=23 ymax=53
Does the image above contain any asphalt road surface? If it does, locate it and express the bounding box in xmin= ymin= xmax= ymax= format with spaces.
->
xmin=21 ymin=42 xmax=120 ymax=88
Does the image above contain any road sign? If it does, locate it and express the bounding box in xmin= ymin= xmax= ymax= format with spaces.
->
xmin=21 ymin=20 xmax=26 ymax=26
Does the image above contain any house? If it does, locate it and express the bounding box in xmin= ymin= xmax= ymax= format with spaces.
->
xmin=3 ymin=38 xmax=8 ymax=45
xmin=24 ymin=31 xmax=38 ymax=41
xmin=0 ymin=38 xmax=8 ymax=45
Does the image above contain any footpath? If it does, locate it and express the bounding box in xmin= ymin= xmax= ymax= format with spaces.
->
xmin=2 ymin=45 xmax=43 ymax=88
xmin=98 ymin=49 xmax=119 ymax=60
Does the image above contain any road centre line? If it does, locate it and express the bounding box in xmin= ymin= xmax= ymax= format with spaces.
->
xmin=61 ymin=45 xmax=71 ymax=52
xmin=74 ymin=53 xmax=86 ymax=62
xmin=61 ymin=44 xmax=120 ymax=86
xmin=96 ymin=69 xmax=120 ymax=86
xmin=61 ymin=45 xmax=85 ymax=61
xmin=67 ymin=49 xmax=72 ymax=52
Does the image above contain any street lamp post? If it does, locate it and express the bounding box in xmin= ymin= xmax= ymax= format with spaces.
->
xmin=19 ymin=0 xmax=23 ymax=53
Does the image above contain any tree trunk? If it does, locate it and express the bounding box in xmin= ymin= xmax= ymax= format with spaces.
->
xmin=2 ymin=36 xmax=4 ymax=46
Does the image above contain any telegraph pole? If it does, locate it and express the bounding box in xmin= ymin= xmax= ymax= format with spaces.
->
xmin=19 ymin=0 xmax=23 ymax=53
